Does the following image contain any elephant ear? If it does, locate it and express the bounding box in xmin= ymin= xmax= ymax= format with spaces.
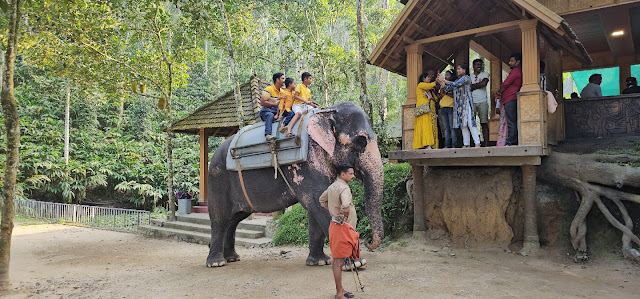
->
xmin=308 ymin=109 xmax=337 ymax=157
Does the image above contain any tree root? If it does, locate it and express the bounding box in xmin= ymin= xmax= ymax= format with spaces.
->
xmin=540 ymin=151 xmax=640 ymax=262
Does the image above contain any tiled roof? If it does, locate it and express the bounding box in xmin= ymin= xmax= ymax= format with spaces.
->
xmin=170 ymin=76 xmax=269 ymax=136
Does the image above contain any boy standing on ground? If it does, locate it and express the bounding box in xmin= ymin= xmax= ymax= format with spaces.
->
xmin=320 ymin=163 xmax=360 ymax=299
xmin=470 ymin=59 xmax=490 ymax=147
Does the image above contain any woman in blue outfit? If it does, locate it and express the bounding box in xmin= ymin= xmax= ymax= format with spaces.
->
xmin=437 ymin=63 xmax=481 ymax=148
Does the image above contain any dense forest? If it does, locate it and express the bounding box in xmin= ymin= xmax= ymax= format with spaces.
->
xmin=0 ymin=0 xmax=409 ymax=210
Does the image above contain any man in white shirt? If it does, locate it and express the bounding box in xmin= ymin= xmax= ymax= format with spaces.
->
xmin=470 ymin=59 xmax=490 ymax=147
xmin=580 ymin=74 xmax=603 ymax=98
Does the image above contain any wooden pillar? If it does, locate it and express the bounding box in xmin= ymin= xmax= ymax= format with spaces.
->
xmin=402 ymin=44 xmax=424 ymax=150
xmin=488 ymin=57 xmax=503 ymax=142
xmin=517 ymin=20 xmax=546 ymax=147
xmin=412 ymin=165 xmax=426 ymax=237
xmin=520 ymin=20 xmax=540 ymax=92
xmin=521 ymin=165 xmax=540 ymax=254
xmin=545 ymin=46 xmax=564 ymax=144
xmin=199 ymin=128 xmax=209 ymax=203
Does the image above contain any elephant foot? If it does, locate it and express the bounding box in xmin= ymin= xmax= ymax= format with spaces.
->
xmin=306 ymin=254 xmax=332 ymax=266
xmin=225 ymin=253 xmax=241 ymax=263
xmin=342 ymin=258 xmax=367 ymax=271
xmin=206 ymin=255 xmax=227 ymax=268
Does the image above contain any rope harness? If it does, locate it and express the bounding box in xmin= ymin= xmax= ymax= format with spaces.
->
xmin=234 ymin=108 xmax=316 ymax=212
xmin=236 ymin=139 xmax=297 ymax=212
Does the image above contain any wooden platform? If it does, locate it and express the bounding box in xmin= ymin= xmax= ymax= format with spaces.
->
xmin=388 ymin=145 xmax=544 ymax=166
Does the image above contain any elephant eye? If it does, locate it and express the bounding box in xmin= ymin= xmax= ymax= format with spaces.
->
xmin=353 ymin=135 xmax=367 ymax=153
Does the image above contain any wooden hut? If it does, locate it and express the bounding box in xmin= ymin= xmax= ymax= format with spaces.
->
xmin=368 ymin=0 xmax=619 ymax=253
xmin=169 ymin=75 xmax=269 ymax=203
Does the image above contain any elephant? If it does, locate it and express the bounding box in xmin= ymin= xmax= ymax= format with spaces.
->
xmin=206 ymin=101 xmax=384 ymax=267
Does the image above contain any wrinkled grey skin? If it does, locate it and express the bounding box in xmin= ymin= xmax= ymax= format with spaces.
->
xmin=206 ymin=102 xmax=384 ymax=267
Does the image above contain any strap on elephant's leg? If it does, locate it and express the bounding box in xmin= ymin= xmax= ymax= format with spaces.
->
xmin=236 ymin=160 xmax=256 ymax=212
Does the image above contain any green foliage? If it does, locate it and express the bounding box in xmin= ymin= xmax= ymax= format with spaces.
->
xmin=373 ymin=122 xmax=400 ymax=158
xmin=1 ymin=0 xmax=409 ymax=211
xmin=272 ymin=204 xmax=309 ymax=246
xmin=350 ymin=163 xmax=413 ymax=239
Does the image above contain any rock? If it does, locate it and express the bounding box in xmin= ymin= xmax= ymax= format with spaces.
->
xmin=423 ymin=168 xmax=516 ymax=248
xmin=265 ymin=218 xmax=279 ymax=238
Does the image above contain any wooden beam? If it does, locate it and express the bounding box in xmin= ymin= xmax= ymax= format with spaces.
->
xmin=414 ymin=156 xmax=541 ymax=167
xmin=539 ymin=25 xmax=590 ymax=65
xmin=412 ymin=165 xmax=426 ymax=233
xmin=388 ymin=145 xmax=544 ymax=160
xmin=423 ymin=48 xmax=454 ymax=67
xmin=536 ymin=0 xmax=640 ymax=16
xmin=199 ymin=128 xmax=209 ymax=203
xmin=378 ymin=0 xmax=433 ymax=68
xmin=412 ymin=20 xmax=526 ymax=45
xmin=511 ymin=0 xmax=563 ymax=30
xmin=600 ymin=6 xmax=635 ymax=57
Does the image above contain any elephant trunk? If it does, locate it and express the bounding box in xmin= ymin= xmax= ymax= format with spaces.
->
xmin=357 ymin=140 xmax=384 ymax=250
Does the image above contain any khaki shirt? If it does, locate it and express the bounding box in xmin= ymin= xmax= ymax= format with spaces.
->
xmin=319 ymin=178 xmax=357 ymax=228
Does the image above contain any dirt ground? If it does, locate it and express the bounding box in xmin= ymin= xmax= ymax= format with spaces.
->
xmin=3 ymin=223 xmax=640 ymax=299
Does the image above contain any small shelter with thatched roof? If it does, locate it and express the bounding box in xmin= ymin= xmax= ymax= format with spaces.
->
xmin=169 ymin=75 xmax=269 ymax=203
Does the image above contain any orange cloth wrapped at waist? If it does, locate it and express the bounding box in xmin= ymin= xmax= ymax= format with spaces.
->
xmin=329 ymin=221 xmax=360 ymax=260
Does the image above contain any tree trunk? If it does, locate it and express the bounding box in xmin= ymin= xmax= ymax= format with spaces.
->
xmin=0 ymin=0 xmax=23 ymax=291
xmin=64 ymin=82 xmax=70 ymax=165
xmin=204 ymin=39 xmax=209 ymax=76
xmin=117 ymin=97 xmax=124 ymax=128
xmin=356 ymin=0 xmax=372 ymax=121
xmin=306 ymin=11 xmax=330 ymax=106
xmin=217 ymin=0 xmax=244 ymax=127
xmin=538 ymin=151 xmax=640 ymax=262
xmin=378 ymin=69 xmax=389 ymax=125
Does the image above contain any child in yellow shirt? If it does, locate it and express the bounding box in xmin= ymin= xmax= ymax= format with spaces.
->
xmin=275 ymin=78 xmax=296 ymax=135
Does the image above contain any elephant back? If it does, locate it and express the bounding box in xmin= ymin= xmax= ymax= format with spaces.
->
xmin=226 ymin=109 xmax=320 ymax=171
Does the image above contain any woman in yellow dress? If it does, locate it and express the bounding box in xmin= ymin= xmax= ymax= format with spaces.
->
xmin=413 ymin=72 xmax=439 ymax=149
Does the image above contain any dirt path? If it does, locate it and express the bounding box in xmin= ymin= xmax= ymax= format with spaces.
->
xmin=4 ymin=223 xmax=639 ymax=298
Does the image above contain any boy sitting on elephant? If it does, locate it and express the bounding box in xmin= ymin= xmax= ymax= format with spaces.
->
xmin=260 ymin=72 xmax=291 ymax=141
xmin=275 ymin=77 xmax=297 ymax=137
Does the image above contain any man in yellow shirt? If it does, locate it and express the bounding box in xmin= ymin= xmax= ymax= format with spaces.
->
xmin=260 ymin=72 xmax=287 ymax=140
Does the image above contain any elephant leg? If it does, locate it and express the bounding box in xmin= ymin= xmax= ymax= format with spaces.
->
xmin=206 ymin=216 xmax=230 ymax=267
xmin=306 ymin=213 xmax=332 ymax=266
xmin=224 ymin=211 xmax=252 ymax=262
